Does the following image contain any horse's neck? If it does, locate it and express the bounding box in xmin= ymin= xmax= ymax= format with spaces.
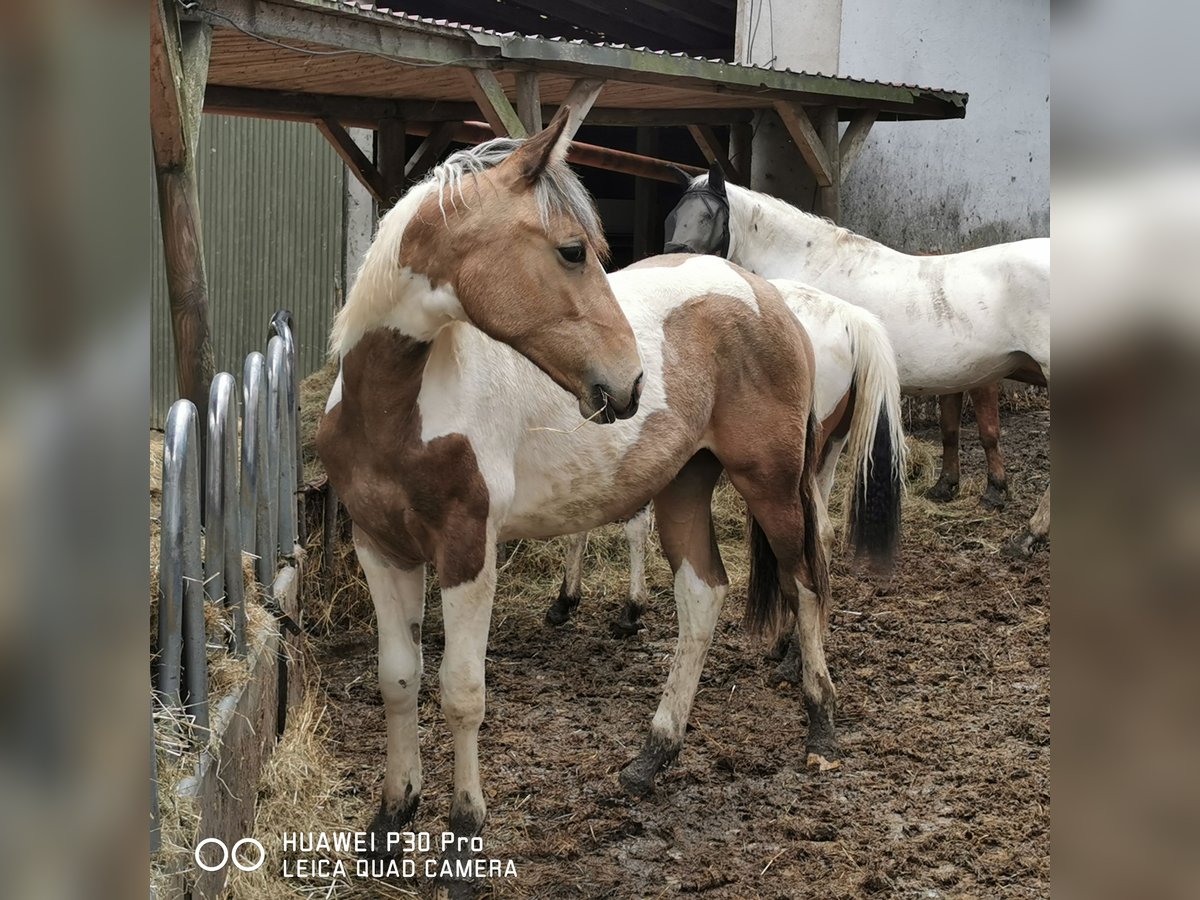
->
xmin=729 ymin=189 xmax=907 ymax=281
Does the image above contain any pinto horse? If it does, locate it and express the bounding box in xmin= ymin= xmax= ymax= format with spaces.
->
xmin=665 ymin=165 xmax=1051 ymax=553
xmin=316 ymin=112 xmax=861 ymax=888
xmin=547 ymin=280 xmax=907 ymax=638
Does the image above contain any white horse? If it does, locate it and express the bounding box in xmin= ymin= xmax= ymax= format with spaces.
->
xmin=664 ymin=166 xmax=1050 ymax=554
xmin=546 ymin=280 xmax=907 ymax=638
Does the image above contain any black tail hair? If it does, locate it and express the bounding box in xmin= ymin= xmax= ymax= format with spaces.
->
xmin=745 ymin=411 xmax=831 ymax=638
xmin=849 ymin=406 xmax=902 ymax=569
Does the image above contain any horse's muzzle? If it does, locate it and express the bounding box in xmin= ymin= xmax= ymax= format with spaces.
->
xmin=592 ymin=372 xmax=642 ymax=424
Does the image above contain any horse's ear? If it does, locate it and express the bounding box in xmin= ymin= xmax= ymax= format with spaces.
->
xmin=511 ymin=106 xmax=572 ymax=185
xmin=708 ymin=163 xmax=727 ymax=197
xmin=667 ymin=164 xmax=693 ymax=187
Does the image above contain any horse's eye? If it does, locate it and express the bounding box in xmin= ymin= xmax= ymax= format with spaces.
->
xmin=557 ymin=243 xmax=586 ymax=265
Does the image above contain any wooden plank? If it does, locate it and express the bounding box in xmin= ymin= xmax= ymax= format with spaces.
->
xmin=204 ymin=85 xmax=758 ymax=127
xmin=406 ymin=122 xmax=456 ymax=180
xmin=558 ymin=78 xmax=605 ymax=141
xmin=687 ymin=124 xmax=737 ymax=182
xmin=814 ymin=107 xmax=842 ymax=222
xmin=178 ymin=626 xmax=281 ymax=899
xmin=516 ymin=71 xmax=542 ymax=133
xmin=460 ymin=68 xmax=528 ymax=138
xmin=772 ymin=100 xmax=833 ymax=187
xmin=315 ymin=117 xmax=385 ymax=204
xmin=839 ymin=109 xmax=878 ymax=182
xmin=378 ymin=118 xmax=408 ymax=208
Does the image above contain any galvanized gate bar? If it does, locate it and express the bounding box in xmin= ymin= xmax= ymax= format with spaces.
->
xmin=158 ymin=399 xmax=209 ymax=743
xmin=207 ymin=373 xmax=247 ymax=656
xmin=242 ymin=351 xmax=274 ymax=587
xmin=270 ymin=309 xmax=305 ymax=545
xmin=266 ymin=335 xmax=291 ymax=559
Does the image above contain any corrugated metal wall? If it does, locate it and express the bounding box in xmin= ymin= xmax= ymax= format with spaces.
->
xmin=152 ymin=115 xmax=345 ymax=426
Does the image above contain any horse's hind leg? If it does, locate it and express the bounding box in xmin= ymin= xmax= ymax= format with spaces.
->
xmin=612 ymin=504 xmax=652 ymax=637
xmin=620 ymin=454 xmax=726 ymax=797
xmin=546 ymin=532 xmax=587 ymax=625
xmin=727 ymin=467 xmax=840 ymax=771
xmin=354 ymin=528 xmax=426 ymax=844
xmin=972 ymin=382 xmax=1010 ymax=508
xmin=928 ymin=391 xmax=964 ymax=501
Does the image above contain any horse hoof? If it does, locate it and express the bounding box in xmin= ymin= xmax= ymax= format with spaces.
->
xmin=1003 ymin=530 xmax=1044 ymax=559
xmin=771 ymin=639 xmax=803 ymax=687
xmin=544 ymin=592 xmax=580 ymax=626
xmin=926 ymin=476 xmax=960 ymax=503
xmin=980 ymin=476 xmax=1009 ymax=510
xmin=618 ymin=765 xmax=656 ymax=798
xmin=366 ymin=793 xmax=420 ymax=859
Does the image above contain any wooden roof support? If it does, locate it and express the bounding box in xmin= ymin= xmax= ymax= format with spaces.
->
xmin=460 ymin=69 xmax=528 ymax=138
xmin=558 ymin=78 xmax=605 ymax=141
xmin=772 ymin=100 xmax=833 ymax=187
xmin=687 ymin=124 xmax=738 ymax=184
xmin=814 ymin=108 xmax=842 ymax=222
xmin=152 ymin=0 xmax=215 ymax=435
xmin=516 ymin=71 xmax=542 ymax=134
xmin=405 ymin=123 xmax=456 ymax=181
xmin=838 ymin=110 xmax=878 ymax=182
xmin=315 ymin=117 xmax=385 ymax=205
xmin=377 ymin=119 xmax=409 ymax=209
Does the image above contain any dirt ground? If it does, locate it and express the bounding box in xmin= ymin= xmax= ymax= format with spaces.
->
xmin=300 ymin=403 xmax=1049 ymax=899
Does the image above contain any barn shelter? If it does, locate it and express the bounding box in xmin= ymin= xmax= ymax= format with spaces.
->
xmin=150 ymin=0 xmax=968 ymax=431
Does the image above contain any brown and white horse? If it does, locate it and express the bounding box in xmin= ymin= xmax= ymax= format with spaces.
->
xmin=317 ymin=112 xmax=852 ymax=886
xmin=547 ymin=280 xmax=907 ymax=639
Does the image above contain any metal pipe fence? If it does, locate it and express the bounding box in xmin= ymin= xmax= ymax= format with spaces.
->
xmin=152 ymin=310 xmax=301 ymax=817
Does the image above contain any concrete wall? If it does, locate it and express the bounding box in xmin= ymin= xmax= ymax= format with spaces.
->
xmin=838 ymin=0 xmax=1050 ymax=251
xmin=735 ymin=0 xmax=1049 ymax=253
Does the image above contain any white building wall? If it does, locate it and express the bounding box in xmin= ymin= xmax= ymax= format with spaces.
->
xmin=837 ymin=0 xmax=1049 ymax=251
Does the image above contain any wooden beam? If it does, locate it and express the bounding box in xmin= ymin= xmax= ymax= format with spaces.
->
xmin=315 ymin=118 xmax=385 ymax=205
xmin=772 ymin=101 xmax=833 ymax=187
xmin=558 ymin=78 xmax=605 ymax=141
xmin=687 ymin=124 xmax=737 ymax=183
xmin=405 ymin=123 xmax=456 ymax=180
xmin=378 ymin=118 xmax=408 ymax=209
xmin=204 ymin=86 xmax=757 ymax=128
xmin=516 ymin=71 xmax=542 ymax=134
xmin=814 ymin=108 xmax=842 ymax=222
xmin=460 ymin=69 xmax=527 ymax=138
xmin=633 ymin=127 xmax=658 ymax=260
xmin=152 ymin=2 xmax=215 ymax=433
xmin=838 ymin=110 xmax=878 ymax=182
xmin=730 ymin=121 xmax=753 ymax=185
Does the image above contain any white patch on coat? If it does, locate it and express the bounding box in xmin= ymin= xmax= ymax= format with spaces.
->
xmin=324 ymin=368 xmax=343 ymax=413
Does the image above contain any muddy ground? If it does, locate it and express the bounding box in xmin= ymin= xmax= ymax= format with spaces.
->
xmin=305 ymin=405 xmax=1049 ymax=899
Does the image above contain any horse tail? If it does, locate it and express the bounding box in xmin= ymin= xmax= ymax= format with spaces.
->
xmin=839 ymin=305 xmax=905 ymax=569
xmin=746 ymin=410 xmax=831 ymax=637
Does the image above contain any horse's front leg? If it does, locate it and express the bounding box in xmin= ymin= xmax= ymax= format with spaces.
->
xmin=435 ymin=535 xmax=498 ymax=896
xmin=354 ymin=527 xmax=426 ymax=845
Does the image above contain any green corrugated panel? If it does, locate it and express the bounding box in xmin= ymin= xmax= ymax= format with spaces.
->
xmin=152 ymin=115 xmax=345 ymax=427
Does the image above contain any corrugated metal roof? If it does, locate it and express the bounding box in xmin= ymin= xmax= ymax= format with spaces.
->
xmin=327 ymin=0 xmax=964 ymax=101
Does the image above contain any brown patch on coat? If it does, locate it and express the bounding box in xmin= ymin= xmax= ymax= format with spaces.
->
xmin=626 ymin=253 xmax=695 ymax=270
xmin=817 ymin=384 xmax=855 ymax=468
xmin=315 ymin=329 xmax=490 ymax=589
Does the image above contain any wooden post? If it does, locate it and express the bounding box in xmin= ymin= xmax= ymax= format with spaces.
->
xmin=152 ymin=1 xmax=215 ymax=431
xmin=377 ymin=118 xmax=408 ymax=211
xmin=516 ymin=71 xmax=542 ymax=134
xmin=633 ymin=127 xmax=658 ymax=260
xmin=814 ymin=107 xmax=842 ymax=222
xmin=730 ymin=121 xmax=753 ymax=185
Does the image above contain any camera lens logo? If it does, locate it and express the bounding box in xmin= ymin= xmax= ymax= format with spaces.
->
xmin=194 ymin=838 xmax=266 ymax=872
